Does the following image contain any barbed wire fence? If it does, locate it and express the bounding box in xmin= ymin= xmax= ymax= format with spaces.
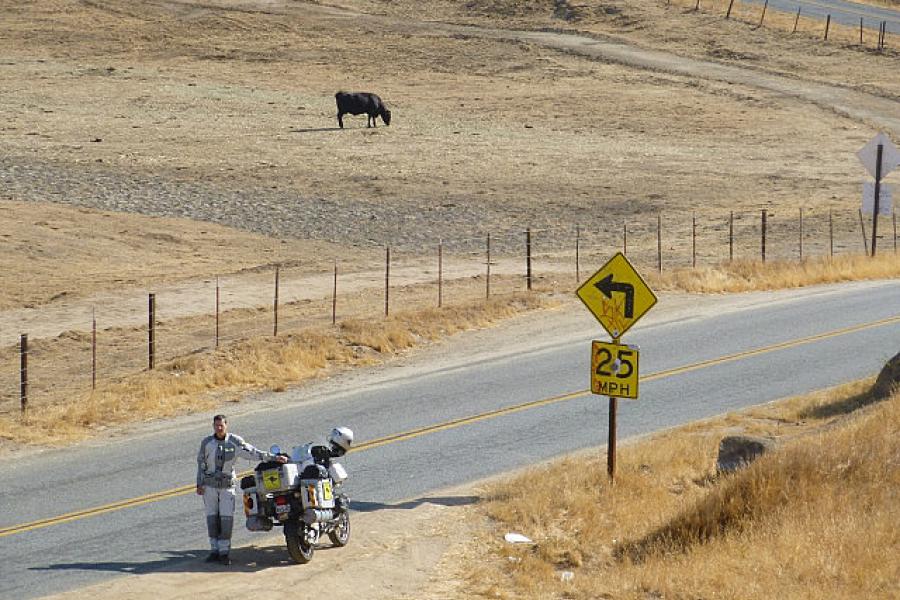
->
xmin=2 ymin=206 xmax=896 ymax=417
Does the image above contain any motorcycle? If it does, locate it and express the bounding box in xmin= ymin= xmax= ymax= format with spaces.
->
xmin=240 ymin=430 xmax=352 ymax=564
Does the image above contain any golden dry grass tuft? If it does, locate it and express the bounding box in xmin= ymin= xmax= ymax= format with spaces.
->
xmin=0 ymin=293 xmax=555 ymax=447
xmin=470 ymin=379 xmax=900 ymax=599
xmin=650 ymin=253 xmax=900 ymax=293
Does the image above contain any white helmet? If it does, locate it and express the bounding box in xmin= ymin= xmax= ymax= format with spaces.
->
xmin=328 ymin=426 xmax=354 ymax=455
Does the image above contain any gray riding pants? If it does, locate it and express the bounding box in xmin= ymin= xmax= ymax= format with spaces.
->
xmin=202 ymin=486 xmax=236 ymax=554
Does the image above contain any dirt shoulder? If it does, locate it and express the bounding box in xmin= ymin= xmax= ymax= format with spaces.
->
xmin=39 ymin=484 xmax=479 ymax=600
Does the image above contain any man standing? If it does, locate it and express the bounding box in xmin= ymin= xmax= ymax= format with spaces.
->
xmin=196 ymin=414 xmax=286 ymax=565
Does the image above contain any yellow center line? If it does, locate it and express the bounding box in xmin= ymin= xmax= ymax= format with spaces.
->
xmin=2 ymin=313 xmax=898 ymax=538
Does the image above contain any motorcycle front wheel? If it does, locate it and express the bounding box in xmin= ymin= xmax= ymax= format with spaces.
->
xmin=328 ymin=511 xmax=351 ymax=547
xmin=284 ymin=521 xmax=315 ymax=564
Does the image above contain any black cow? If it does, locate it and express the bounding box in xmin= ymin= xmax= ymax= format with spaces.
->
xmin=335 ymin=91 xmax=391 ymax=129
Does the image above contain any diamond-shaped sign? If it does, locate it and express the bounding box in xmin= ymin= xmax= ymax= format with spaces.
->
xmin=862 ymin=181 xmax=893 ymax=215
xmin=576 ymin=252 xmax=657 ymax=339
xmin=857 ymin=132 xmax=900 ymax=180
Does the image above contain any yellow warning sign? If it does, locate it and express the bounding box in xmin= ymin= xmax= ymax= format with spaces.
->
xmin=576 ymin=252 xmax=657 ymax=339
xmin=591 ymin=340 xmax=639 ymax=399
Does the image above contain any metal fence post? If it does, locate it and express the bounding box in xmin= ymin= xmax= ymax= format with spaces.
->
xmin=623 ymin=221 xmax=627 ymax=256
xmin=824 ymin=14 xmax=831 ymax=40
xmin=799 ymin=207 xmax=804 ymax=261
xmin=793 ymin=7 xmax=801 ymax=33
xmin=872 ymin=143 xmax=883 ymax=257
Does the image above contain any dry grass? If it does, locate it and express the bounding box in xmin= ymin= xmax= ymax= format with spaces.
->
xmin=468 ymin=379 xmax=900 ymax=599
xmin=674 ymin=0 xmax=899 ymax=49
xmin=0 ymin=293 xmax=554 ymax=447
xmin=649 ymin=253 xmax=900 ymax=293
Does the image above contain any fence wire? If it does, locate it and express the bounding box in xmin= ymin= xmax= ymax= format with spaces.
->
xmin=2 ymin=207 xmax=895 ymax=416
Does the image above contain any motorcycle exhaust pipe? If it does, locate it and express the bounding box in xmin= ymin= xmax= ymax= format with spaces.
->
xmin=303 ymin=508 xmax=334 ymax=524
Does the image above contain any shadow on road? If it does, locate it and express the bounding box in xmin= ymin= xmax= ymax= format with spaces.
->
xmin=351 ymin=494 xmax=480 ymax=512
xmin=31 ymin=545 xmax=306 ymax=575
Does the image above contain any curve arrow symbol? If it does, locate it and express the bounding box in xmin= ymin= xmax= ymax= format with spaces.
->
xmin=593 ymin=274 xmax=634 ymax=318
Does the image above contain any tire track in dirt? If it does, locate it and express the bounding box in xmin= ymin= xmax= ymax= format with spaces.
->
xmin=151 ymin=0 xmax=900 ymax=133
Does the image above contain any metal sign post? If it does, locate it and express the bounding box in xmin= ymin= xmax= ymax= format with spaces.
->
xmin=857 ymin=133 xmax=900 ymax=257
xmin=577 ymin=252 xmax=656 ymax=481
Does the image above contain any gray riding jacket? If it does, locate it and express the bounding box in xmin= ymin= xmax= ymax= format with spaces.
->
xmin=197 ymin=433 xmax=274 ymax=489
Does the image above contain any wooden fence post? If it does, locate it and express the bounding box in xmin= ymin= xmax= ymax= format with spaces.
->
xmin=793 ymin=7 xmax=801 ymax=33
xmin=894 ymin=210 xmax=897 ymax=254
xmin=761 ymin=210 xmax=767 ymax=263
xmin=758 ymin=0 xmax=768 ymax=28
xmin=729 ymin=211 xmax=734 ymax=262
xmin=858 ymin=209 xmax=869 ymax=256
xmin=829 ymin=209 xmax=834 ymax=258
xmin=576 ymin=226 xmax=581 ymax=283
xmin=486 ymin=233 xmax=491 ymax=299
xmin=438 ymin=240 xmax=443 ymax=308
xmin=332 ymin=261 xmax=338 ymax=325
xmin=860 ymin=18 xmax=864 ymax=45
xmin=148 ymin=293 xmax=156 ymax=370
xmin=20 ymin=333 xmax=27 ymax=413
xmin=385 ymin=246 xmax=391 ymax=317
xmin=92 ymin=309 xmax=97 ymax=390
xmin=657 ymin=214 xmax=662 ymax=273
xmin=215 ymin=277 xmax=220 ymax=348
xmin=799 ymin=207 xmax=804 ymax=261
xmin=692 ymin=213 xmax=697 ymax=268
xmin=273 ymin=265 xmax=280 ymax=337
xmin=526 ymin=228 xmax=533 ymax=291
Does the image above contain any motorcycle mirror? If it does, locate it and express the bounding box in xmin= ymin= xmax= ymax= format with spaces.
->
xmin=270 ymin=444 xmax=281 ymax=455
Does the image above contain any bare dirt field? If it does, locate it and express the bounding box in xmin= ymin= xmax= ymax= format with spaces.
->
xmin=2 ymin=0 xmax=898 ymax=414
xmin=3 ymin=0 xmax=898 ymax=260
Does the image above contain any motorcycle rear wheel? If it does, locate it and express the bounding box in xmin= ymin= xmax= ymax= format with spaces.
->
xmin=284 ymin=521 xmax=315 ymax=564
xmin=328 ymin=511 xmax=351 ymax=547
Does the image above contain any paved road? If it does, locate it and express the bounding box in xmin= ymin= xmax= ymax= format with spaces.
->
xmin=1 ymin=280 xmax=898 ymax=598
xmin=740 ymin=0 xmax=900 ymax=34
